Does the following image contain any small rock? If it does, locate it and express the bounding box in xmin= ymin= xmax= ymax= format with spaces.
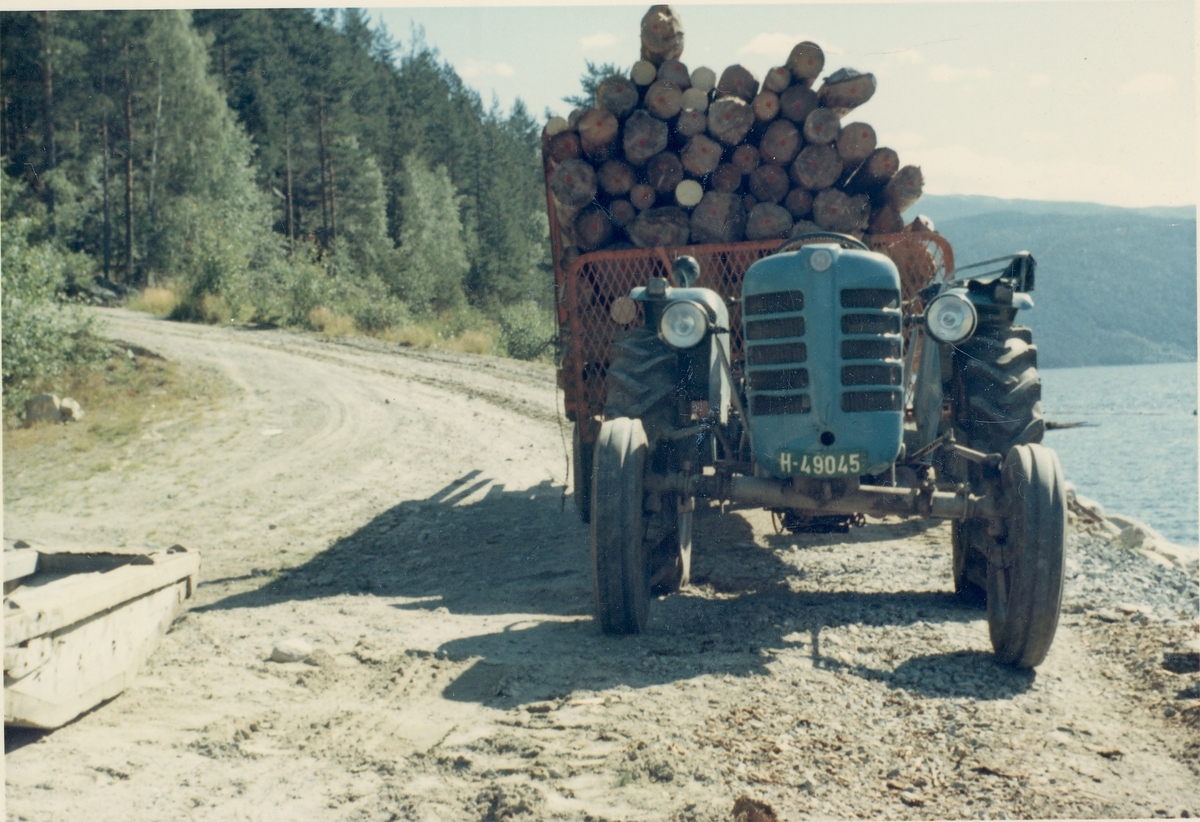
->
xmin=24 ymin=393 xmax=62 ymax=426
xmin=1118 ymin=526 xmax=1148 ymax=549
xmin=899 ymin=791 xmax=925 ymax=807
xmin=270 ymin=638 xmax=312 ymax=663
xmin=59 ymin=397 xmax=83 ymax=422
xmin=304 ymin=648 xmax=337 ymax=668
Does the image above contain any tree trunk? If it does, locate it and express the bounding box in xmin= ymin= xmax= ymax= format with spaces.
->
xmin=759 ymin=119 xmax=800 ymax=165
xmin=640 ymin=5 xmax=684 ymax=66
xmin=842 ymin=147 xmax=899 ymax=197
xmin=836 ymin=122 xmax=877 ymax=164
xmin=629 ymin=183 xmax=656 ymax=211
xmin=710 ymin=163 xmax=741 ymax=193
xmin=629 ymin=206 xmax=690 ymax=248
xmin=680 ymin=87 xmax=708 ymax=113
xmin=689 ymin=191 xmax=745 ymax=243
xmin=680 ymin=133 xmax=721 ymax=177
xmin=675 ymin=108 xmax=707 ymax=138
xmin=318 ymin=105 xmax=329 ymax=246
xmin=99 ymin=20 xmax=111 ymax=279
xmin=884 ymin=165 xmax=924 ymax=213
xmin=575 ymin=203 xmax=613 ymax=250
xmin=746 ymin=202 xmax=792 ymax=240
xmin=143 ymin=69 xmax=163 ymax=286
xmin=123 ymin=39 xmax=133 ymax=284
xmin=549 ymin=158 xmax=598 ymax=207
xmin=675 ymin=179 xmax=703 ymax=207
xmin=813 ymin=188 xmax=868 ymax=233
xmin=790 ymin=144 xmax=843 ymax=190
xmin=784 ymin=187 xmax=813 ymax=219
xmin=731 ymin=144 xmax=760 ymax=175
xmin=630 ymin=60 xmax=657 ymax=86
xmin=689 ymin=66 xmax=716 ymax=92
xmin=596 ymin=75 xmax=638 ymax=118
xmin=751 ymin=90 xmax=780 ymax=123
xmin=597 ymin=159 xmax=634 ymax=196
xmin=610 ymin=199 xmax=637 ymax=227
xmin=578 ymin=108 xmax=619 ymax=160
xmin=657 ymin=59 xmax=691 ymax=89
xmin=707 ymin=97 xmax=753 ymax=146
xmin=716 ymin=64 xmax=758 ymax=101
xmin=748 ymin=164 xmax=789 ymax=204
xmin=763 ymin=66 xmax=791 ymax=93
xmin=646 ymin=151 xmax=683 ymax=192
xmin=868 ymin=203 xmax=904 ymax=234
xmin=786 ymin=41 xmax=825 ymax=87
xmin=548 ymin=130 xmax=581 ymax=163
xmin=778 ymin=84 xmax=818 ymax=123
xmin=623 ymin=110 xmax=669 ymax=166
xmin=645 ymin=79 xmax=683 ymax=120
xmin=817 ymin=68 xmax=877 ymax=117
xmin=802 ymin=107 xmax=840 ymax=145
xmin=328 ymin=145 xmax=337 ymax=247
xmin=41 ymin=11 xmax=56 ymax=217
xmin=284 ymin=113 xmax=294 ymax=254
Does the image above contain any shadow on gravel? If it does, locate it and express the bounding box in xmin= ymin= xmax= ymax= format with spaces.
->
xmin=201 ymin=469 xmax=1025 ymax=705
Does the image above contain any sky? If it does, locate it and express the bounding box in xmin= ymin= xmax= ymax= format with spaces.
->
xmin=371 ymin=1 xmax=1196 ymax=209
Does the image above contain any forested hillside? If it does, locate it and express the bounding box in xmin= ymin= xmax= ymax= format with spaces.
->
xmin=937 ymin=211 xmax=1197 ymax=368
xmin=0 ymin=9 xmax=552 ymax=357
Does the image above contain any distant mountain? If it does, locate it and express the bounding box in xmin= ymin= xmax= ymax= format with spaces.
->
xmin=928 ymin=207 xmax=1196 ymax=369
xmin=904 ymin=194 xmax=1196 ymax=226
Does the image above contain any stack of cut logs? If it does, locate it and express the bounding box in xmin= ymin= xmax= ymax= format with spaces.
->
xmin=546 ymin=5 xmax=932 ymax=266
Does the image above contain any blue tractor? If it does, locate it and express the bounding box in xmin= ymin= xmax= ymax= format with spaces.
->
xmin=588 ymin=232 xmax=1064 ymax=669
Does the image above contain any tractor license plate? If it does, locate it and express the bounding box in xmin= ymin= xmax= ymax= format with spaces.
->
xmin=776 ymin=450 xmax=868 ymax=477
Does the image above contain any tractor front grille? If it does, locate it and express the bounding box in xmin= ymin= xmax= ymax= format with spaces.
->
xmin=748 ymin=368 xmax=809 ymax=392
xmin=839 ymin=287 xmax=902 ymax=414
xmin=743 ymin=288 xmax=809 ymax=415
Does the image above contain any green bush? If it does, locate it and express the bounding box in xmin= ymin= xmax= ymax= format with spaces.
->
xmin=499 ymin=301 xmax=555 ymax=360
xmin=1 ymin=218 xmax=107 ymax=415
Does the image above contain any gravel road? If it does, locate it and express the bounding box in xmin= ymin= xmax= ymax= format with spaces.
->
xmin=5 ymin=309 xmax=1198 ymax=821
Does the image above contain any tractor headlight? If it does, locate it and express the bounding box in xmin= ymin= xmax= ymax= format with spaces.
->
xmin=925 ymin=293 xmax=978 ymax=344
xmin=659 ymin=301 xmax=709 ymax=349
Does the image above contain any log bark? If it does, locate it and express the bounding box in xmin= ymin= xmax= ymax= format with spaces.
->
xmin=681 ymin=133 xmax=722 ymax=177
xmin=813 ymin=188 xmax=869 ymax=233
xmin=710 ymin=163 xmax=742 ymax=193
xmin=598 ymin=159 xmax=635 ymax=196
xmin=647 ymin=151 xmax=684 ymax=192
xmin=784 ymin=187 xmax=813 ymax=219
xmin=641 ymin=5 xmax=685 ymax=66
xmin=791 ymin=144 xmax=843 ymax=190
xmin=868 ymin=203 xmax=904 ymax=234
xmin=707 ymin=97 xmax=753 ymax=146
xmin=759 ymin=119 xmax=801 ymax=165
xmin=122 ymin=39 xmax=133 ymax=281
xmin=779 ymin=85 xmax=819 ymax=123
xmin=630 ymin=183 xmax=657 ymax=211
xmin=578 ymin=108 xmax=619 ymax=160
xmin=763 ymin=66 xmax=791 ymax=93
xmin=567 ymin=107 xmax=587 ymax=129
xmin=836 ymin=122 xmax=876 ymax=164
xmin=681 ymin=87 xmax=709 ymax=112
xmin=743 ymin=194 xmax=758 ymax=212
xmin=803 ymin=107 xmax=840 ymax=145
xmin=657 ymin=59 xmax=691 ymax=89
xmin=575 ymin=204 xmax=613 ymax=250
xmin=786 ymin=42 xmax=825 ymax=86
xmin=884 ymin=165 xmax=924 ymax=213
xmin=717 ymin=64 xmax=759 ymax=102
xmin=675 ymin=108 xmax=707 ymax=138
xmin=629 ymin=206 xmax=691 ymax=248
xmin=748 ymin=164 xmax=789 ymax=204
xmin=817 ymin=68 xmax=877 ymax=117
xmin=645 ymin=79 xmax=684 ymax=119
xmin=550 ymin=158 xmax=598 ymax=207
xmin=731 ymin=144 xmax=760 ymax=174
xmin=610 ymin=199 xmax=637 ymax=228
xmin=789 ymin=219 xmax=821 ymax=238
xmin=597 ymin=75 xmax=639 ymax=118
xmin=843 ymin=147 xmax=899 ymax=196
xmin=675 ymin=179 xmax=703 ymax=207
xmin=752 ymin=91 xmax=780 ymax=123
xmin=746 ymin=202 xmax=793 ymax=240
xmin=689 ymin=66 xmax=716 ymax=92
xmin=545 ymin=116 xmax=569 ymax=136
xmin=623 ymin=110 xmax=669 ymax=166
xmin=548 ymin=131 xmax=581 ymax=163
xmin=690 ymin=191 xmax=746 ymax=243
xmin=631 ymin=60 xmax=658 ymax=86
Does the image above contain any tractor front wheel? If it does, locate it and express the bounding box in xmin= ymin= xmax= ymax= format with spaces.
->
xmin=591 ymin=418 xmax=651 ymax=634
xmin=986 ymin=443 xmax=1066 ymax=668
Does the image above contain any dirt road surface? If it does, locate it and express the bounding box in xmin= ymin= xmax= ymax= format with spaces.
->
xmin=5 ymin=309 xmax=1198 ymax=821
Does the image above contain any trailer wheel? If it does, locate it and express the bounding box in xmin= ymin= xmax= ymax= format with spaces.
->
xmin=591 ymin=418 xmax=651 ymax=634
xmin=986 ymin=443 xmax=1066 ymax=668
xmin=573 ymin=424 xmax=593 ymax=524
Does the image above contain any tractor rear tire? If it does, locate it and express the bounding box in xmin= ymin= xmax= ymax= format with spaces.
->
xmin=573 ymin=424 xmax=593 ymax=524
xmin=605 ymin=326 xmax=678 ymax=434
xmin=591 ymin=418 xmax=651 ymax=634
xmin=986 ymin=443 xmax=1066 ymax=668
xmin=954 ymin=324 xmax=1044 ymax=455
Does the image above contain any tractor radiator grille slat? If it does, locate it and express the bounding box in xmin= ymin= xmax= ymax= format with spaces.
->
xmin=751 ymin=393 xmax=812 ymax=416
xmin=745 ymin=290 xmax=805 ymax=315
xmin=840 ymin=288 xmax=900 ymax=309
xmin=841 ymin=314 xmax=900 ymax=335
xmin=841 ymin=391 xmax=902 ymax=413
xmin=747 ymin=342 xmax=807 ymax=366
xmin=841 ymin=339 xmax=901 ymax=360
xmin=748 ymin=368 xmax=809 ymax=392
xmin=841 ymin=364 xmax=902 ymax=386
xmin=746 ymin=316 xmax=806 ymax=340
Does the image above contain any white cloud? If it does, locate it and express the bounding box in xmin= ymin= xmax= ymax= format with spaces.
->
xmin=1119 ymin=72 xmax=1177 ymax=95
xmin=890 ymin=49 xmax=925 ymax=65
xmin=578 ymin=32 xmax=618 ymax=51
xmin=459 ymin=59 xmax=515 ymax=80
xmin=739 ymin=33 xmax=843 ymax=59
xmin=1029 ymin=74 xmax=1051 ymax=88
xmin=929 ymin=64 xmax=993 ymax=84
xmin=876 ymin=130 xmax=926 ymax=151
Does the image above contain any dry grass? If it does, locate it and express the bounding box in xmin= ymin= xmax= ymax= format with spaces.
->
xmin=308 ymin=307 xmax=357 ymax=337
xmin=443 ymin=328 xmax=498 ymax=356
xmin=128 ymin=287 xmax=181 ymax=317
xmin=3 ymin=349 xmax=228 ymax=497
xmin=386 ymin=324 xmax=437 ymax=348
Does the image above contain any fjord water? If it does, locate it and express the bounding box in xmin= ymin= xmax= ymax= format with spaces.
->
xmin=1041 ymin=362 xmax=1198 ymax=545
